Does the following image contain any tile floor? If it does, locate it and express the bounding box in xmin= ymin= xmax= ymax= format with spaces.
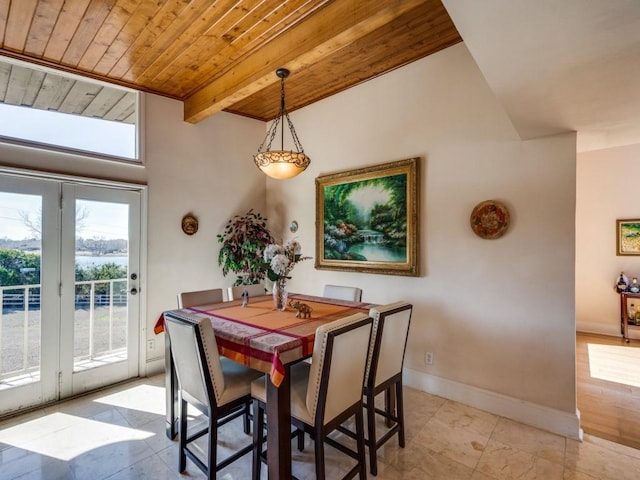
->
xmin=1 ymin=374 xmax=639 ymax=479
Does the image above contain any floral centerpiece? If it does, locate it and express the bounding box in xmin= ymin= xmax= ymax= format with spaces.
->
xmin=263 ymin=240 xmax=310 ymax=310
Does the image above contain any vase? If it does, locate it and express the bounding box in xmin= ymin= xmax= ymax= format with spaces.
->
xmin=273 ymin=279 xmax=288 ymax=311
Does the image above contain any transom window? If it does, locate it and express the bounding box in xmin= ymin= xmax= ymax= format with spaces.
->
xmin=0 ymin=57 xmax=141 ymax=162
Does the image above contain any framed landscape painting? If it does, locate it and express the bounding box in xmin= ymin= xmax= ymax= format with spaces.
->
xmin=315 ymin=157 xmax=419 ymax=276
xmin=617 ymin=219 xmax=640 ymax=256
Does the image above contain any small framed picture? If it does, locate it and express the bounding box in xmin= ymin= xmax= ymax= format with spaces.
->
xmin=617 ymin=219 xmax=640 ymax=255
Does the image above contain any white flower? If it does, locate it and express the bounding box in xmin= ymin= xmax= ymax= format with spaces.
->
xmin=270 ymin=254 xmax=290 ymax=276
xmin=286 ymin=240 xmax=301 ymax=255
xmin=265 ymin=239 xmax=309 ymax=282
xmin=263 ymin=244 xmax=281 ymax=261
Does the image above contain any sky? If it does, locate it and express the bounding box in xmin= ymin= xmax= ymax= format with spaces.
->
xmin=0 ymin=191 xmax=40 ymax=239
xmin=0 ymin=193 xmax=128 ymax=240
xmin=0 ymin=103 xmax=136 ymax=159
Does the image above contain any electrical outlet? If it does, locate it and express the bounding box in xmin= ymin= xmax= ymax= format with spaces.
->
xmin=148 ymin=339 xmax=155 ymax=351
xmin=425 ymin=351 xmax=433 ymax=365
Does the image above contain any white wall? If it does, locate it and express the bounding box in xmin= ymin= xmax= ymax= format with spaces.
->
xmin=266 ymin=43 xmax=580 ymax=437
xmin=145 ymin=97 xmax=267 ymax=360
xmin=576 ymin=142 xmax=640 ymax=339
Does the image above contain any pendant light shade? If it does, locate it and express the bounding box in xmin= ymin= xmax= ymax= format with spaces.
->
xmin=253 ymin=68 xmax=310 ymax=179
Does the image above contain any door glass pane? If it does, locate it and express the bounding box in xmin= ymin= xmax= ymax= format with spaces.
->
xmin=73 ymin=200 xmax=129 ymax=372
xmin=0 ymin=192 xmax=42 ymax=387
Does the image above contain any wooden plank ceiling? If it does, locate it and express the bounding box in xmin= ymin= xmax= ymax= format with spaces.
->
xmin=0 ymin=0 xmax=461 ymax=124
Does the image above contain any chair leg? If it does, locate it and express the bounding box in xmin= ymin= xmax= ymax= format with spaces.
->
xmin=366 ymin=390 xmax=378 ymax=476
xmin=314 ymin=429 xmax=325 ymax=480
xmin=355 ymin=408 xmax=367 ymax=480
xmin=252 ymin=400 xmax=264 ymax=480
xmin=396 ymin=381 xmax=405 ymax=448
xmin=384 ymin=386 xmax=395 ymax=428
xmin=244 ymin=399 xmax=251 ymax=435
xmin=178 ymin=398 xmax=188 ymax=472
xmin=208 ymin=411 xmax=217 ymax=477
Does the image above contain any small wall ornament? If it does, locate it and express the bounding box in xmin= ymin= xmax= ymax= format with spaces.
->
xmin=470 ymin=200 xmax=510 ymax=239
xmin=181 ymin=213 xmax=199 ymax=235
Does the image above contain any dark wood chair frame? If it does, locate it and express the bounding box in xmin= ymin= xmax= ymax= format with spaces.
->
xmin=252 ymin=316 xmax=373 ymax=480
xmin=166 ymin=317 xmax=254 ymax=477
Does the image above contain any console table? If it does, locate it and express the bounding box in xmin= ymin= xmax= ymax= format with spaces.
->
xmin=619 ymin=292 xmax=640 ymax=342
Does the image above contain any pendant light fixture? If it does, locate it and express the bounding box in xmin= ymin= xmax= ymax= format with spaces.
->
xmin=253 ymin=68 xmax=310 ymax=179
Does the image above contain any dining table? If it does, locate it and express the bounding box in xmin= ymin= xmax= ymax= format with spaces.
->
xmin=155 ymin=293 xmax=374 ymax=480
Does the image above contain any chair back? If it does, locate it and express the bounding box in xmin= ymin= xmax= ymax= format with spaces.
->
xmin=178 ymin=288 xmax=224 ymax=308
xmin=227 ymin=283 xmax=266 ymax=301
xmin=366 ymin=302 xmax=413 ymax=388
xmin=306 ymin=313 xmax=372 ymax=425
xmin=164 ymin=316 xmax=226 ymax=409
xmin=322 ymin=284 xmax=362 ymax=302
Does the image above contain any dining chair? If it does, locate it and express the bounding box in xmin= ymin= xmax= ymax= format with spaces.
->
xmin=164 ymin=315 xmax=264 ymax=478
xmin=176 ymin=287 xmax=253 ymax=434
xmin=322 ymin=284 xmax=363 ymax=302
xmin=227 ymin=283 xmax=266 ymax=301
xmin=362 ymin=302 xmax=413 ymax=476
xmin=178 ymin=288 xmax=224 ymax=308
xmin=251 ymin=312 xmax=373 ymax=480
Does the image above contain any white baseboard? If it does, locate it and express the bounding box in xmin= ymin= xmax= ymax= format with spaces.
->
xmin=576 ymin=321 xmax=621 ymax=337
xmin=403 ymin=368 xmax=583 ymax=441
xmin=576 ymin=321 xmax=640 ymax=340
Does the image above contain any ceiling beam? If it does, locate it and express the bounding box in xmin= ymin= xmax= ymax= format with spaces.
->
xmin=183 ymin=0 xmax=424 ymax=124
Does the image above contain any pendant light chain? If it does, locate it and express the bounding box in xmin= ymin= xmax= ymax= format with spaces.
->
xmin=281 ymin=73 xmax=305 ymax=153
xmin=256 ymin=73 xmax=305 ymax=154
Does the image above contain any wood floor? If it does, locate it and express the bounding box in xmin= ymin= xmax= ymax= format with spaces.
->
xmin=577 ymin=332 xmax=640 ymax=450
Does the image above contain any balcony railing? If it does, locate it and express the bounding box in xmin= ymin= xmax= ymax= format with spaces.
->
xmin=0 ymin=278 xmax=128 ymax=383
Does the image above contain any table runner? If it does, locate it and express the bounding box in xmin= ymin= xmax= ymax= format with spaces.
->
xmin=159 ymin=294 xmax=373 ymax=386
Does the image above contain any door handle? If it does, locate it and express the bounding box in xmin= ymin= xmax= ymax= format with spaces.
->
xmin=130 ymin=288 xmax=138 ymax=295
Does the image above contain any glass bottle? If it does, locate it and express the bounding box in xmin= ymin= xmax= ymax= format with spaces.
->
xmin=616 ymin=272 xmax=629 ymax=292
xmin=629 ymin=303 xmax=636 ymax=323
xmin=635 ymin=308 xmax=640 ymax=326
xmin=631 ymin=277 xmax=639 ymax=293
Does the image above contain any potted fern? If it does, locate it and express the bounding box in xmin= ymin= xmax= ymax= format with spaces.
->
xmin=217 ymin=210 xmax=274 ymax=286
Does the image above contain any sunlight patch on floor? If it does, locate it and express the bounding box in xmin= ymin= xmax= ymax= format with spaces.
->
xmin=587 ymin=343 xmax=640 ymax=387
xmin=0 ymin=412 xmax=153 ymax=461
xmin=94 ymin=384 xmax=165 ymax=415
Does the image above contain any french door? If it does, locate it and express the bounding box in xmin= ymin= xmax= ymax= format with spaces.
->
xmin=0 ymin=173 xmax=141 ymax=415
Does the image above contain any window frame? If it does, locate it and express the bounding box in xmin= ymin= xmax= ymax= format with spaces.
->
xmin=0 ymin=56 xmax=144 ymax=165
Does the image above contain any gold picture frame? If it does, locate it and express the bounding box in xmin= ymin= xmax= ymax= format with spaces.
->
xmin=315 ymin=157 xmax=419 ymax=276
xmin=617 ymin=219 xmax=640 ymax=255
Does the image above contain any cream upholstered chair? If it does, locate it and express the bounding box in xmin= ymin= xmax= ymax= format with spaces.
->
xmin=251 ymin=313 xmax=373 ymax=480
xmin=168 ymin=288 xmax=228 ymax=439
xmin=362 ymin=302 xmax=413 ymax=476
xmin=227 ymin=283 xmax=266 ymax=301
xmin=164 ymin=315 xmax=264 ymax=477
xmin=178 ymin=288 xmax=224 ymax=308
xmin=177 ymin=287 xmax=228 ymax=364
xmin=175 ymin=287 xmax=251 ymax=434
xmin=322 ymin=284 xmax=362 ymax=302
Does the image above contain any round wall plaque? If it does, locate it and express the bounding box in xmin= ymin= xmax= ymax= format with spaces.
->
xmin=181 ymin=214 xmax=199 ymax=235
xmin=470 ymin=200 xmax=510 ymax=239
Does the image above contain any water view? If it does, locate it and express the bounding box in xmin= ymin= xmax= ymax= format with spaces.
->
xmin=76 ymin=255 xmax=128 ymax=267
xmin=348 ymin=244 xmax=406 ymax=262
